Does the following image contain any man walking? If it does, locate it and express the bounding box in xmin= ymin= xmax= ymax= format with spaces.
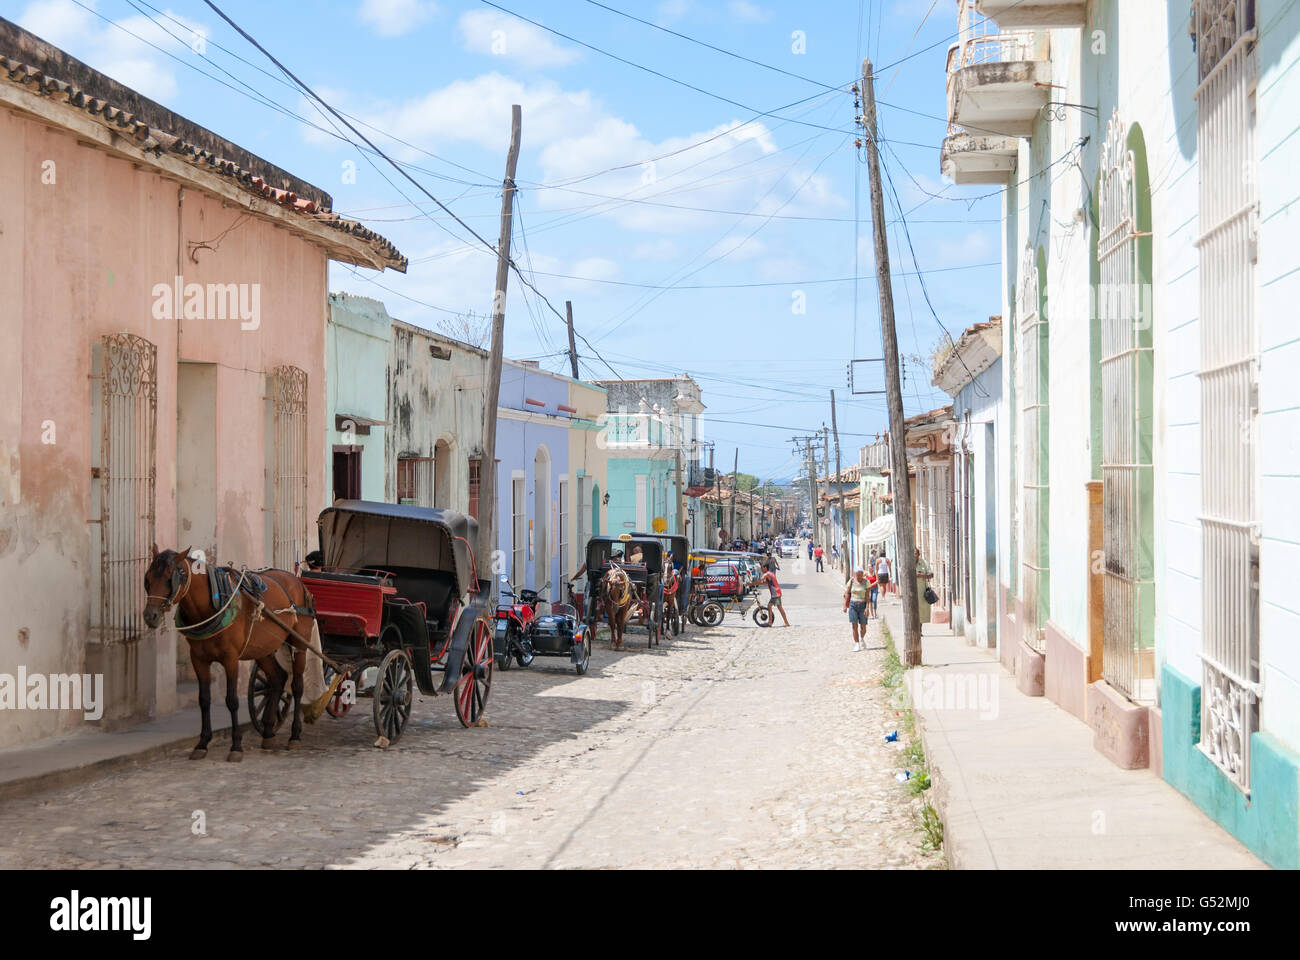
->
xmin=843 ymin=567 xmax=871 ymax=652
xmin=814 ymin=544 xmax=824 ymax=572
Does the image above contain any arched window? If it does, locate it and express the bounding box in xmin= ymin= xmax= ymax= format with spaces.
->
xmin=433 ymin=437 xmax=452 ymax=508
xmin=534 ymin=446 xmax=551 ymax=589
xmin=1098 ymin=110 xmax=1156 ymax=703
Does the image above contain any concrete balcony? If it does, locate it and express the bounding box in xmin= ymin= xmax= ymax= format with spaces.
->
xmin=946 ymin=31 xmax=1051 ymax=139
xmin=941 ymin=129 xmax=1019 ymax=185
xmin=976 ymin=0 xmax=1085 ymax=29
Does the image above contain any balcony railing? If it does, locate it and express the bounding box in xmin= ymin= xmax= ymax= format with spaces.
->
xmin=945 ymin=0 xmax=1049 ymax=140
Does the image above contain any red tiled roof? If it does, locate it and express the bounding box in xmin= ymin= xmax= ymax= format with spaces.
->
xmin=0 ymin=46 xmax=406 ymax=272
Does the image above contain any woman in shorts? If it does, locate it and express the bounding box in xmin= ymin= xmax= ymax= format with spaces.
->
xmin=844 ymin=568 xmax=871 ymax=652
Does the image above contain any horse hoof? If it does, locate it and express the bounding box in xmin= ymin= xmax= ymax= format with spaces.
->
xmin=226 ymin=751 xmax=244 ymax=763
xmin=287 ymin=739 xmax=303 ymax=750
xmin=189 ymin=748 xmax=207 ymax=760
xmin=261 ymin=737 xmax=277 ymax=750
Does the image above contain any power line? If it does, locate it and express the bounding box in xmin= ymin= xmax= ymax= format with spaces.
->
xmin=516 ymin=260 xmax=1001 ymax=290
xmin=579 ymin=0 xmax=842 ymax=90
xmin=200 ymin=0 xmax=625 ymax=382
xmin=476 ymin=0 xmax=856 ymax=136
xmin=590 ymin=136 xmax=853 ymax=341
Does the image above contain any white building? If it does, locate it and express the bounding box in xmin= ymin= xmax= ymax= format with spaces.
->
xmin=943 ymin=0 xmax=1300 ymax=868
xmin=933 ymin=319 xmax=1004 ymax=652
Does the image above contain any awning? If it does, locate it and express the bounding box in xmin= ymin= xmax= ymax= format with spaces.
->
xmin=859 ymin=513 xmax=895 ymax=544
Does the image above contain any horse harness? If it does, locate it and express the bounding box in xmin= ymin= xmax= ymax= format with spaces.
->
xmin=156 ymin=555 xmax=314 ymax=645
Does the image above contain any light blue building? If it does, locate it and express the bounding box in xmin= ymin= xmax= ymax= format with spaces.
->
xmin=594 ymin=376 xmax=708 ymax=547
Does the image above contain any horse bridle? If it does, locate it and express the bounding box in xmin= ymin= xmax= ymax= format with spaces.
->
xmin=146 ymin=551 xmax=193 ymax=613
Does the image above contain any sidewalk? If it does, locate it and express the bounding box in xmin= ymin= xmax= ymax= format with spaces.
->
xmin=875 ymin=595 xmax=1266 ymax=869
xmin=0 ymin=697 xmax=240 ymax=802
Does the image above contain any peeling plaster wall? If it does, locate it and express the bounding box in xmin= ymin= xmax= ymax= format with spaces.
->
xmin=0 ymin=106 xmax=329 ymax=749
xmin=386 ymin=318 xmax=487 ymax=514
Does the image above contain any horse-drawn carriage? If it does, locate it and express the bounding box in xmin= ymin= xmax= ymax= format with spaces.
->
xmin=631 ymin=532 xmax=691 ymax=637
xmin=580 ymin=535 xmax=664 ymax=649
xmin=250 ymin=501 xmax=495 ymax=744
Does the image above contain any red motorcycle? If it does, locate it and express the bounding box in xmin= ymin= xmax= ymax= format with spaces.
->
xmin=493 ymin=577 xmax=550 ymax=669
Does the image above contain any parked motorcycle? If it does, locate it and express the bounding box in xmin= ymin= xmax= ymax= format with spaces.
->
xmin=494 ymin=577 xmax=550 ymax=669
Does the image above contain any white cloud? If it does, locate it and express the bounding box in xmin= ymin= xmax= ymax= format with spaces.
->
xmin=632 ymin=239 xmax=682 ymax=262
xmin=317 ymin=73 xmax=843 ymax=238
xmin=728 ymin=1 xmax=772 ymax=23
xmin=358 ymin=0 xmax=439 ymax=38
xmin=935 ymin=230 xmax=995 ymax=265
xmin=656 ymin=0 xmax=693 ymax=25
xmin=458 ymin=10 xmax=580 ymax=69
xmin=16 ymin=0 xmax=210 ymax=103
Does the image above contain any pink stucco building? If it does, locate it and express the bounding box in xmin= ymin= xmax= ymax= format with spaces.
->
xmin=0 ymin=20 xmax=405 ymax=747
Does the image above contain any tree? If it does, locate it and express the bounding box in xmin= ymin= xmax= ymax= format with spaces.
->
xmin=435 ymin=311 xmax=493 ymax=349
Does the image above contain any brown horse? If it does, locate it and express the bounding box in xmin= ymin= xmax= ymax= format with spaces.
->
xmin=600 ymin=564 xmax=637 ymax=651
xmin=661 ymin=558 xmax=681 ymax=635
xmin=143 ymin=546 xmax=319 ymax=762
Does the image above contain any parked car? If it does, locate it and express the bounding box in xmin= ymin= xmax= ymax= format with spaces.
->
xmin=703 ymin=561 xmax=743 ymax=598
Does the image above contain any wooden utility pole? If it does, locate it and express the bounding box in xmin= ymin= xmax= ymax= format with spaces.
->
xmin=478 ymin=104 xmax=522 ymax=575
xmin=805 ymin=443 xmax=815 ymax=534
xmin=822 ymin=427 xmax=830 ymax=553
xmin=832 ymin=389 xmax=850 ymax=583
xmin=862 ymin=60 xmax=921 ymax=665
xmin=728 ymin=448 xmax=739 ymax=543
xmin=565 ymin=300 xmax=580 ymax=380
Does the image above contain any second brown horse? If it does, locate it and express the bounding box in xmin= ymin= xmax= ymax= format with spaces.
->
xmin=599 ymin=564 xmax=638 ymax=651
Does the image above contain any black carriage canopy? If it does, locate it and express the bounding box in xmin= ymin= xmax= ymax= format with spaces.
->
xmin=585 ymin=536 xmax=663 ymax=571
xmin=316 ymin=501 xmax=479 ymax=598
xmin=630 ymin=532 xmax=690 ymax=564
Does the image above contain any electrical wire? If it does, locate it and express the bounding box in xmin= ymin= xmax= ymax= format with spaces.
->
xmin=476 ymin=0 xmax=856 ymax=136
xmin=579 ymin=0 xmax=842 ymax=91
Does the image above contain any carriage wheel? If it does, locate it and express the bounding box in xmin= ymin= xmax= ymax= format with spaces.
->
xmin=574 ymin=635 xmax=591 ymax=675
xmin=455 ymin=619 xmax=493 ymax=728
xmin=323 ymin=663 xmax=351 ymax=718
xmin=701 ymin=601 xmax=724 ymax=627
xmin=248 ymin=662 xmax=293 ymax=737
xmin=373 ymin=649 xmax=413 ymax=743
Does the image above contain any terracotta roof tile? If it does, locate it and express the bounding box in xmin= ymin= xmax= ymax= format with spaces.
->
xmin=0 ymin=49 xmax=406 ymax=272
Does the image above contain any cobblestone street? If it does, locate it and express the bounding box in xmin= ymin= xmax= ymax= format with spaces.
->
xmin=0 ymin=564 xmax=940 ymax=869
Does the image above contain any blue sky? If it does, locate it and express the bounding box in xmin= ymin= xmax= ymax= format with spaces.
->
xmin=6 ymin=0 xmax=1003 ymax=480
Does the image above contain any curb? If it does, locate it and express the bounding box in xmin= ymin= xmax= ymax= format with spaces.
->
xmin=0 ymin=722 xmax=248 ymax=803
xmin=879 ymin=605 xmax=956 ymax=869
xmin=909 ymin=699 xmax=958 ymax=868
